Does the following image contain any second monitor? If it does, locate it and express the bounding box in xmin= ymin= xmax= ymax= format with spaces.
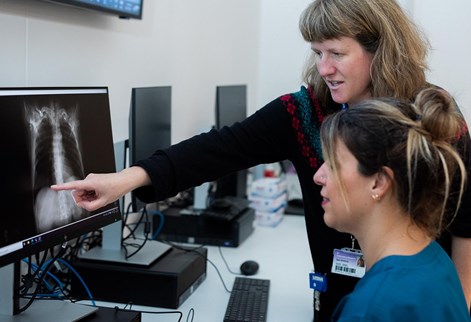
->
xmin=213 ymin=84 xmax=248 ymax=199
xmin=128 ymin=86 xmax=172 ymax=212
xmin=156 ymin=84 xmax=254 ymax=247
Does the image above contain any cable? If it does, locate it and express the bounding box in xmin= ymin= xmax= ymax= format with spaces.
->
xmin=122 ymin=205 xmax=145 ymax=242
xmin=19 ymin=250 xmax=48 ymax=297
xmin=164 ymin=241 xmax=232 ymax=293
xmin=218 ymin=246 xmax=241 ymax=275
xmin=18 ymin=243 xmax=67 ymax=313
xmin=21 ymin=258 xmax=62 ymax=294
xmin=186 ymin=308 xmax=195 ymax=322
xmin=147 ymin=209 xmax=165 ymax=240
xmin=205 ymin=256 xmax=232 ymax=293
xmin=21 ymin=242 xmax=88 ymax=303
xmin=55 ymin=258 xmax=96 ymax=307
xmin=122 ymin=207 xmax=150 ymax=259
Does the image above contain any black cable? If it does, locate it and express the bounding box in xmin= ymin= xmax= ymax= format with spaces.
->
xmin=186 ymin=308 xmax=195 ymax=322
xmin=18 ymin=243 xmax=67 ymax=313
xmin=19 ymin=251 xmax=48 ymax=297
xmin=163 ymin=241 xmax=232 ymax=293
xmin=218 ymin=246 xmax=241 ymax=275
xmin=205 ymin=256 xmax=232 ymax=293
xmin=122 ymin=205 xmax=145 ymax=242
xmin=123 ymin=207 xmax=151 ymax=260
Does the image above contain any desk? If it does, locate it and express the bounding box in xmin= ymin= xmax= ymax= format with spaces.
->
xmin=96 ymin=215 xmax=314 ymax=322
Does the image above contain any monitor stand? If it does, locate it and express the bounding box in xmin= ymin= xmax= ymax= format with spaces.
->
xmin=0 ymin=264 xmax=98 ymax=322
xmin=98 ymin=140 xmax=171 ymax=266
xmin=79 ymin=220 xmax=171 ymax=266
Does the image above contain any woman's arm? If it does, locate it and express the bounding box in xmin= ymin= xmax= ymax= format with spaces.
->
xmin=133 ymin=96 xmax=296 ymax=202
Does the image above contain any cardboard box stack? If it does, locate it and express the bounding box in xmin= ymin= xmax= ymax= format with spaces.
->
xmin=248 ymin=177 xmax=287 ymax=227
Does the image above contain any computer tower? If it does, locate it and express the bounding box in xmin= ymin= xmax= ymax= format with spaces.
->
xmin=70 ymin=247 xmax=207 ymax=309
xmin=155 ymin=207 xmax=255 ymax=247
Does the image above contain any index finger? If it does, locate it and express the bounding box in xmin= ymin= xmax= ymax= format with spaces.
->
xmin=50 ymin=180 xmax=87 ymax=191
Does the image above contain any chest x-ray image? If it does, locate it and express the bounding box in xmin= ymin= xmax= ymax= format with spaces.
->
xmin=25 ymin=104 xmax=86 ymax=233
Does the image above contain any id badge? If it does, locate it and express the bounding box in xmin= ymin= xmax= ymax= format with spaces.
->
xmin=331 ymin=248 xmax=365 ymax=278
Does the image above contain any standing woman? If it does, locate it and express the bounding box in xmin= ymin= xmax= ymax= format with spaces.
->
xmin=314 ymin=88 xmax=471 ymax=321
xmin=52 ymin=0 xmax=471 ymax=320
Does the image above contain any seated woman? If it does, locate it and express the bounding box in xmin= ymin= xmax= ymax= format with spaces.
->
xmin=313 ymin=87 xmax=471 ymax=321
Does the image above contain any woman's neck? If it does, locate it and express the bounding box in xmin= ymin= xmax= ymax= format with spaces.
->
xmin=356 ymin=211 xmax=432 ymax=270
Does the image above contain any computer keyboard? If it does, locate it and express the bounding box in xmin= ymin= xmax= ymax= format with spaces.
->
xmin=223 ymin=277 xmax=270 ymax=322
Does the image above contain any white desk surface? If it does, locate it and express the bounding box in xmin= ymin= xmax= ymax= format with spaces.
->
xmin=96 ymin=214 xmax=314 ymax=322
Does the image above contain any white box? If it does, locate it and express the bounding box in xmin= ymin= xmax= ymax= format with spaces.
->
xmin=250 ymin=177 xmax=287 ymax=198
xmin=255 ymin=205 xmax=284 ymax=227
xmin=249 ymin=192 xmax=287 ymax=212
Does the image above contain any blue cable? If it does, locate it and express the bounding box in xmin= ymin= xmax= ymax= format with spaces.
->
xmin=22 ymin=258 xmax=61 ymax=292
xmin=148 ymin=209 xmax=165 ymax=240
xmin=55 ymin=258 xmax=97 ymax=307
xmin=25 ymin=257 xmax=96 ymax=306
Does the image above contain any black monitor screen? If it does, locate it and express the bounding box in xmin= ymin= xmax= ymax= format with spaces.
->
xmin=214 ymin=85 xmax=248 ymax=198
xmin=44 ymin=0 xmax=143 ymax=19
xmin=0 ymin=87 xmax=121 ymax=268
xmin=128 ymin=86 xmax=171 ymax=211
xmin=215 ymin=85 xmax=247 ymax=130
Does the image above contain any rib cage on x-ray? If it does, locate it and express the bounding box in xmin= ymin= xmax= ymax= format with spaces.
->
xmin=26 ymin=104 xmax=86 ymax=233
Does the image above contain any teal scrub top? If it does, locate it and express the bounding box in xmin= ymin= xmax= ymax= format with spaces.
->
xmin=332 ymin=241 xmax=471 ymax=322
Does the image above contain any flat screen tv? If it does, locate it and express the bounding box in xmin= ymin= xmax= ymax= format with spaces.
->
xmin=43 ymin=0 xmax=143 ymax=19
xmin=0 ymin=87 xmax=121 ymax=320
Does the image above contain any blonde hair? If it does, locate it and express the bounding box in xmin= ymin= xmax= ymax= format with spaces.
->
xmin=299 ymin=0 xmax=430 ymax=105
xmin=320 ymin=88 xmax=467 ymax=238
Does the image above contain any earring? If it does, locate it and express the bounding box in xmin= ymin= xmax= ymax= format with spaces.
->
xmin=372 ymin=194 xmax=381 ymax=201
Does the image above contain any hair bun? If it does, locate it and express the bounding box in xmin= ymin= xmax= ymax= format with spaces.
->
xmin=414 ymin=87 xmax=463 ymax=142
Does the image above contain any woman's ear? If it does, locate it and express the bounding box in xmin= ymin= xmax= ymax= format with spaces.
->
xmin=371 ymin=166 xmax=394 ymax=200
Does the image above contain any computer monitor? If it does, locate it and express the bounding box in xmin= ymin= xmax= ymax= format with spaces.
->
xmin=43 ymin=0 xmax=144 ymax=19
xmin=0 ymin=87 xmax=121 ymax=320
xmin=128 ymin=86 xmax=172 ymax=212
xmin=214 ymin=84 xmax=248 ymax=199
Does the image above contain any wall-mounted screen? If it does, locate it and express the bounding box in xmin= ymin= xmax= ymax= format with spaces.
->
xmin=44 ymin=0 xmax=143 ymax=19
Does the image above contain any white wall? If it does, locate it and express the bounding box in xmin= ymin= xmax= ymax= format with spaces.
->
xmin=255 ymin=0 xmax=312 ymax=110
xmin=0 ymin=0 xmax=261 ymax=143
xmin=411 ymin=0 xmax=471 ymax=118
xmin=1 ymin=0 xmax=470 ymax=145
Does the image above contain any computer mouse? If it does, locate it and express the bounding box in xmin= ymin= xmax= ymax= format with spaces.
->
xmin=240 ymin=260 xmax=259 ymax=276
